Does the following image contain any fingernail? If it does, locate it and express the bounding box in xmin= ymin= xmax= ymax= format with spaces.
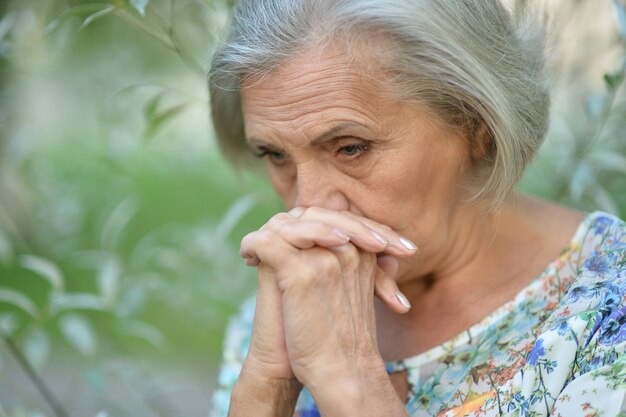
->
xmin=396 ymin=292 xmax=411 ymax=309
xmin=399 ymin=237 xmax=417 ymax=251
xmin=333 ymin=229 xmax=350 ymax=242
xmin=372 ymin=231 xmax=389 ymax=245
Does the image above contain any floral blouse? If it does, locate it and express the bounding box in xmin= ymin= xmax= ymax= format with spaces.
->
xmin=210 ymin=211 xmax=626 ymax=417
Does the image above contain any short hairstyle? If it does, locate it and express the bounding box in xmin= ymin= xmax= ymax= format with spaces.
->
xmin=209 ymin=0 xmax=550 ymax=208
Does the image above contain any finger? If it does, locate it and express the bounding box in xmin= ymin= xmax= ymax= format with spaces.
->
xmin=328 ymin=245 xmax=409 ymax=314
xmin=377 ymin=255 xmax=399 ymax=278
xmin=357 ymin=215 xmax=418 ymax=254
xmin=277 ymin=221 xmax=351 ymax=249
xmin=241 ymin=230 xmax=300 ymax=268
xmin=297 ymin=207 xmax=393 ymax=254
xmin=374 ymin=258 xmax=411 ymax=314
xmin=299 ymin=207 xmax=417 ymax=256
xmin=260 ymin=212 xmax=298 ymax=231
xmin=241 ymin=222 xmax=350 ymax=261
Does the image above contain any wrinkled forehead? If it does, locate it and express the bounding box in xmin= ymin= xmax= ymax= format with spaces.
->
xmin=239 ymin=43 xmax=397 ymax=139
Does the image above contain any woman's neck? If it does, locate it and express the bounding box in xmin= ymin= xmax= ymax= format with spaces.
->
xmin=376 ymin=192 xmax=584 ymax=360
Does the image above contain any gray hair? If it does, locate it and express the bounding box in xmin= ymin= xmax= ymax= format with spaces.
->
xmin=209 ymin=0 xmax=550 ymax=208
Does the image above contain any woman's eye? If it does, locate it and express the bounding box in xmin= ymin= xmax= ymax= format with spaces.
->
xmin=255 ymin=149 xmax=287 ymax=164
xmin=338 ymin=144 xmax=369 ymax=157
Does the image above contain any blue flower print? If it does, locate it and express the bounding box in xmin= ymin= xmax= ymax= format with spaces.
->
xmin=553 ymin=320 xmax=570 ymax=336
xmin=527 ymin=338 xmax=546 ymax=365
xmin=599 ymin=291 xmax=622 ymax=316
xmin=565 ymin=285 xmax=590 ymax=303
xmin=599 ymin=305 xmax=626 ymax=346
xmin=585 ymin=253 xmax=614 ymax=275
xmin=588 ymin=354 xmax=604 ymax=370
xmin=591 ymin=215 xmax=613 ymax=235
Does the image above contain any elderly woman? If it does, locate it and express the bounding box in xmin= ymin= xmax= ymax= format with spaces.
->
xmin=207 ymin=0 xmax=626 ymax=416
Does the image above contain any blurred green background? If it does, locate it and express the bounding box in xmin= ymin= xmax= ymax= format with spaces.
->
xmin=0 ymin=1 xmax=624 ymax=416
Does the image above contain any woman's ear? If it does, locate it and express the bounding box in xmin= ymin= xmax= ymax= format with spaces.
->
xmin=470 ymin=122 xmax=492 ymax=160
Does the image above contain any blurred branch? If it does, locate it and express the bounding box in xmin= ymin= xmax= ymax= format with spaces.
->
xmin=151 ymin=0 xmax=205 ymax=75
xmin=113 ymin=1 xmax=205 ymax=76
xmin=0 ymin=329 xmax=70 ymax=417
xmin=589 ymin=71 xmax=625 ymax=150
xmin=115 ymin=6 xmax=175 ymax=48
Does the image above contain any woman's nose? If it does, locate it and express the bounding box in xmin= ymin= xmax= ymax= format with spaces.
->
xmin=293 ymin=173 xmax=350 ymax=211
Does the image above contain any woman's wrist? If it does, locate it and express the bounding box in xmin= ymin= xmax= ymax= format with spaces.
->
xmin=305 ymin=360 xmax=408 ymax=417
xmin=228 ymin=364 xmax=302 ymax=417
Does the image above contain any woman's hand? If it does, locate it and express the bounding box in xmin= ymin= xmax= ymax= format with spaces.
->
xmin=241 ymin=207 xmax=417 ymax=314
xmin=238 ymin=207 xmax=416 ymax=415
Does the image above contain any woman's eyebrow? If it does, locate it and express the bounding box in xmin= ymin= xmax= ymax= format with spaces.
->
xmin=308 ymin=122 xmax=367 ymax=146
xmin=245 ymin=121 xmax=368 ymax=148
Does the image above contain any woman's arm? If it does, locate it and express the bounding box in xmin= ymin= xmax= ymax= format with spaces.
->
xmin=229 ymin=366 xmax=302 ymax=417
xmin=308 ymin=362 xmax=409 ymax=417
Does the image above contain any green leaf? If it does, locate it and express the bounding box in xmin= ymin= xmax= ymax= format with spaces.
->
xmin=100 ymin=195 xmax=140 ymax=249
xmin=216 ymin=195 xmax=256 ymax=241
xmin=51 ymin=293 xmax=107 ymax=314
xmin=56 ymin=3 xmax=114 ymax=18
xmin=0 ymin=11 xmax=16 ymax=42
xmin=115 ymin=285 xmax=146 ymax=317
xmin=23 ymin=327 xmax=50 ymax=368
xmin=20 ymin=255 xmax=64 ymax=292
xmin=588 ymin=152 xmax=626 ymax=174
xmin=48 ymin=3 xmax=114 ymax=31
xmin=0 ymin=288 xmax=38 ymax=317
xmin=0 ymin=228 xmax=14 ymax=264
xmin=591 ymin=185 xmax=620 ymax=214
xmin=604 ymin=71 xmax=625 ymax=92
xmin=143 ymin=101 xmax=189 ymax=140
xmin=97 ymin=258 xmax=121 ymax=304
xmin=59 ymin=313 xmax=97 ymax=356
xmin=585 ymin=93 xmax=610 ymax=121
xmin=0 ymin=313 xmax=19 ymax=335
xmin=80 ymin=5 xmax=117 ymax=31
xmin=144 ymin=93 xmax=162 ymax=119
xmin=122 ymin=320 xmax=166 ymax=349
xmin=615 ymin=0 xmax=626 ymax=40
xmin=569 ymin=163 xmax=595 ymax=202
xmin=129 ymin=0 xmax=151 ymax=16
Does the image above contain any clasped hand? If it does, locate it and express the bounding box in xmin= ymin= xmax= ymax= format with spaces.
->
xmin=239 ymin=207 xmax=417 ymax=395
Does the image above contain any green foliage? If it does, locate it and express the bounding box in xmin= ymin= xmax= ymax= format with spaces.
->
xmin=518 ymin=2 xmax=626 ymax=216
xmin=0 ymin=0 xmax=278 ymax=415
xmin=0 ymin=0 xmax=624 ymax=416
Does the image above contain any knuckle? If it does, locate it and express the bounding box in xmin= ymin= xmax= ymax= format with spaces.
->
xmin=255 ymin=230 xmax=277 ymax=247
xmin=316 ymin=251 xmax=342 ymax=276
xmin=267 ymin=212 xmax=295 ymax=228
xmin=343 ymin=247 xmax=362 ymax=272
xmin=240 ymin=231 xmax=256 ymax=248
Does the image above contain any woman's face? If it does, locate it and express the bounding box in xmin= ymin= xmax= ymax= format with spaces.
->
xmin=241 ymin=45 xmax=475 ymax=283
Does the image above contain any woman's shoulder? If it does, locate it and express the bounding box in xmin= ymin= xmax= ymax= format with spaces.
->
xmin=572 ymin=210 xmax=625 ymax=261
xmin=543 ymin=210 xmax=625 ymax=333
